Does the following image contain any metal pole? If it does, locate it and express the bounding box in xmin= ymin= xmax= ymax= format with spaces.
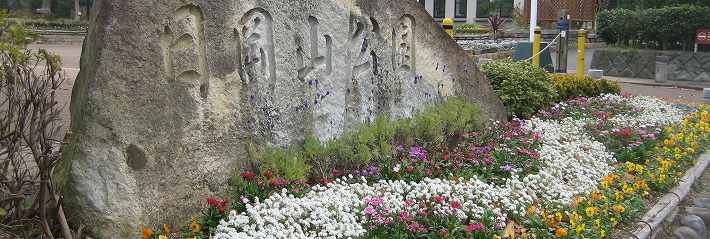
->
xmin=577 ymin=29 xmax=586 ymax=77
xmin=529 ymin=0 xmax=538 ymax=41
xmin=533 ymin=26 xmax=541 ymax=66
xmin=556 ymin=9 xmax=569 ymax=73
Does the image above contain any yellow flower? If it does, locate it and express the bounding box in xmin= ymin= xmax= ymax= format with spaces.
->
xmin=623 ymin=185 xmax=634 ymax=194
xmin=610 ymin=217 xmax=618 ymax=227
xmin=601 ymin=229 xmax=606 ymax=238
xmin=492 ymin=236 xmax=502 ymax=239
xmin=576 ymin=223 xmax=586 ymax=234
xmin=595 ymin=218 xmax=601 ymax=229
xmin=555 ymin=212 xmax=563 ymax=222
xmin=527 ymin=206 xmax=536 ymax=214
xmin=615 ymin=192 xmax=624 ymax=201
xmin=586 ymin=207 xmax=596 ymax=217
xmin=163 ymin=224 xmax=170 ymax=234
xmin=643 ymin=191 xmax=650 ymax=196
xmin=159 ymin=236 xmax=168 ymax=239
xmin=635 ymin=164 xmax=644 ymax=172
xmin=601 ymin=180 xmax=609 ymax=189
xmin=555 ymin=228 xmax=568 ymax=237
xmin=142 ymin=228 xmax=153 ymax=239
xmin=190 ymin=221 xmax=201 ymax=233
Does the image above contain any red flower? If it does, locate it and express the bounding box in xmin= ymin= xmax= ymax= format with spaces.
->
xmin=207 ymin=197 xmax=219 ymax=207
xmin=240 ymin=172 xmax=256 ymax=180
xmin=220 ymin=200 xmax=230 ymax=207
xmin=218 ymin=205 xmax=227 ymax=212
xmin=263 ymin=171 xmax=274 ymax=179
xmin=317 ymin=177 xmax=330 ymax=184
xmin=451 ymin=201 xmax=460 ymax=209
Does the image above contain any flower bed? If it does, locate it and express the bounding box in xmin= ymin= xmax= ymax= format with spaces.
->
xmin=142 ymin=94 xmax=710 ymax=239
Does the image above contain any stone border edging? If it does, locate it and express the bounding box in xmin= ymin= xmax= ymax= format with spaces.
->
xmin=631 ymin=152 xmax=710 ymax=238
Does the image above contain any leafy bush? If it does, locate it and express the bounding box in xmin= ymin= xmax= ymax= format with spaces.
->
xmin=551 ymin=74 xmax=621 ymax=101
xmin=232 ymin=97 xmax=484 ymax=190
xmin=597 ymin=5 xmax=710 ymax=50
xmin=6 ymin=17 xmax=88 ymax=31
xmin=453 ymin=23 xmax=489 ymax=34
xmin=480 ymin=59 xmax=558 ymax=119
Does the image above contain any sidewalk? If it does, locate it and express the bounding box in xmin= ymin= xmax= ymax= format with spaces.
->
xmin=605 ymin=76 xmax=710 ymax=91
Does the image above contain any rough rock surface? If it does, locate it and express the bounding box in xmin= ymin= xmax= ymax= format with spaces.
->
xmin=55 ymin=0 xmax=505 ymax=237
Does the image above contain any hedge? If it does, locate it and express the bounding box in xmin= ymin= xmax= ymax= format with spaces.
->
xmin=597 ymin=5 xmax=710 ymax=51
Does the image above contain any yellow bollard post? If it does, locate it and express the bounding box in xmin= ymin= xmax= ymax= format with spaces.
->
xmin=577 ymin=29 xmax=586 ymax=77
xmin=532 ymin=26 xmax=541 ymax=67
xmin=443 ymin=18 xmax=454 ymax=38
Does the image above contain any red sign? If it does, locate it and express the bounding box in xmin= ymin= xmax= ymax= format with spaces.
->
xmin=697 ymin=29 xmax=710 ymax=44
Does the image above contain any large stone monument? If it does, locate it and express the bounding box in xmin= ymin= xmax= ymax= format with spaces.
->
xmin=56 ymin=0 xmax=506 ymax=237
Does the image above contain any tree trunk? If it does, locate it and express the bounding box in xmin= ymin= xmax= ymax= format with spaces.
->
xmin=74 ymin=0 xmax=80 ymax=19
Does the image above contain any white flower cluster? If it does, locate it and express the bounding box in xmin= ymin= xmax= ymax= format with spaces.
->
xmin=601 ymin=94 xmax=686 ymax=126
xmin=215 ymin=176 xmax=525 ymax=238
xmin=520 ymin=117 xmax=614 ymax=209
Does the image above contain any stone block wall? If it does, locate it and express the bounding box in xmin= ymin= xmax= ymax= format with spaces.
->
xmin=591 ymin=49 xmax=710 ymax=81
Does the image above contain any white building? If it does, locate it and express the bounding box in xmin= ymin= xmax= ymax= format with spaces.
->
xmin=416 ymin=0 xmax=524 ymax=23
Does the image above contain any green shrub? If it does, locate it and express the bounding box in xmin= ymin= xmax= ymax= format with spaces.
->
xmin=551 ymin=74 xmax=620 ymax=101
xmin=232 ymin=97 xmax=484 ymax=185
xmin=597 ymin=5 xmax=710 ymax=50
xmin=480 ymin=59 xmax=558 ymax=119
xmin=599 ymin=78 xmax=621 ymax=95
xmin=6 ymin=18 xmax=88 ymax=31
xmin=453 ymin=23 xmax=489 ymax=34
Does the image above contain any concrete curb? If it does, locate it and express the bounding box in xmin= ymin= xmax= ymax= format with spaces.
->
xmin=630 ymin=152 xmax=710 ymax=239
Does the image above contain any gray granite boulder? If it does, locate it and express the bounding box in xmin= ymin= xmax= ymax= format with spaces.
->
xmin=682 ymin=215 xmax=707 ymax=239
xmin=674 ymin=226 xmax=701 ymax=239
xmin=54 ymin=0 xmax=506 ymax=238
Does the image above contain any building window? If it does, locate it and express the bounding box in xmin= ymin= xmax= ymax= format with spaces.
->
xmin=419 ymin=0 xmax=425 ymax=6
xmin=433 ymin=0 xmax=445 ymax=18
xmin=477 ymin=0 xmax=514 ymax=17
xmin=455 ymin=0 xmax=467 ymax=18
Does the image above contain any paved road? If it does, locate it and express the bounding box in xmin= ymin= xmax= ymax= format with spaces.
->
xmin=26 ymin=43 xmax=705 ymax=133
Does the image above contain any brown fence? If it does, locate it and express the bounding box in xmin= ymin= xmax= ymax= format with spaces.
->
xmin=524 ymin=0 xmax=596 ymax=25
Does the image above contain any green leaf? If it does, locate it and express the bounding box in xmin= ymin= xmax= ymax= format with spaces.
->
xmin=0 ymin=208 xmax=7 ymax=216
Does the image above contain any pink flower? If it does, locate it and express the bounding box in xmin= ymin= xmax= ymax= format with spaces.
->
xmin=207 ymin=197 xmax=219 ymax=207
xmin=364 ymin=207 xmax=377 ymax=215
xmin=467 ymin=223 xmax=485 ymax=231
xmin=406 ymin=166 xmax=414 ymax=172
xmin=440 ymin=229 xmax=449 ymax=235
xmin=451 ymin=201 xmax=460 ymax=209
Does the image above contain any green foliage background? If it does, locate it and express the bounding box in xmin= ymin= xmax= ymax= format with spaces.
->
xmin=597 ymin=5 xmax=710 ymax=50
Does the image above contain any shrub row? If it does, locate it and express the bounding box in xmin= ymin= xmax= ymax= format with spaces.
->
xmin=597 ymin=5 xmax=710 ymax=50
xmin=6 ymin=17 xmax=88 ymax=31
xmin=480 ymin=59 xmax=620 ymax=119
xmin=237 ymin=97 xmax=483 ymax=183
